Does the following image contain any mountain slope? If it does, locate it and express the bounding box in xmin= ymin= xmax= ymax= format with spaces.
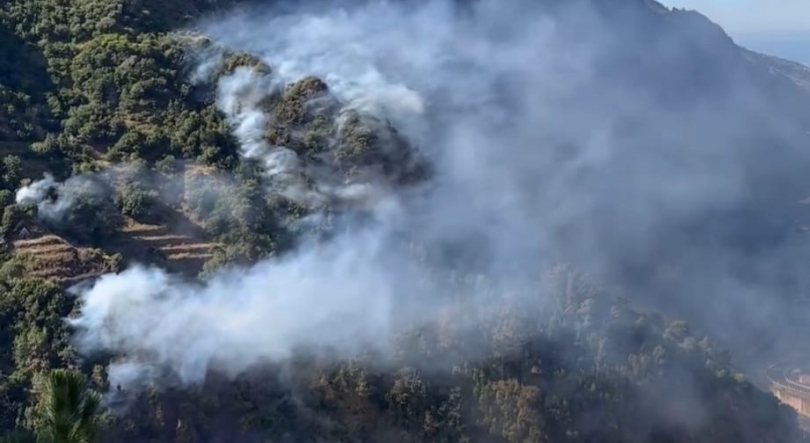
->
xmin=1 ymin=0 xmax=810 ymax=442
xmin=744 ymin=49 xmax=810 ymax=93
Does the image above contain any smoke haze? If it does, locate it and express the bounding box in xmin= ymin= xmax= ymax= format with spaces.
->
xmin=60 ymin=0 xmax=810 ymax=391
xmin=16 ymin=172 xmax=112 ymax=223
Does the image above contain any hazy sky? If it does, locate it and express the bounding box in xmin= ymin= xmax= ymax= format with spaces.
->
xmin=660 ymin=0 xmax=810 ymax=65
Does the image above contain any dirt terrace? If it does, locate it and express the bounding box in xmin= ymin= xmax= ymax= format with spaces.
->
xmin=11 ymin=234 xmax=109 ymax=285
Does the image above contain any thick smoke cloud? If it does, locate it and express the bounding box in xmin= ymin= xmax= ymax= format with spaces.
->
xmin=66 ymin=0 xmax=810 ymax=392
xmin=70 ymin=225 xmax=414 ymax=387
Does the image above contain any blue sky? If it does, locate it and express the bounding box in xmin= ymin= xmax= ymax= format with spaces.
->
xmin=659 ymin=0 xmax=810 ymax=65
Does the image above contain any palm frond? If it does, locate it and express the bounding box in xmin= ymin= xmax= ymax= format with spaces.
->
xmin=37 ymin=369 xmax=102 ymax=443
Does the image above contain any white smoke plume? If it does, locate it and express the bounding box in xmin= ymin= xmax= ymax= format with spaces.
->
xmin=69 ymin=220 xmax=416 ymax=385
xmin=212 ymin=66 xmax=330 ymax=205
xmin=65 ymin=0 xmax=810 ymax=393
xmin=15 ymin=173 xmax=56 ymax=205
xmin=187 ymin=15 xmax=434 ymax=210
xmin=16 ymin=172 xmax=110 ymax=223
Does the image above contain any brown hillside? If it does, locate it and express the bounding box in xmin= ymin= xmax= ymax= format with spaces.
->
xmin=107 ymin=216 xmax=219 ymax=275
xmin=10 ymin=210 xmax=218 ymax=284
xmin=11 ymin=234 xmax=113 ymax=286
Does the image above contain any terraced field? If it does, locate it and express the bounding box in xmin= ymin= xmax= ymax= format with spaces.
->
xmin=11 ymin=234 xmax=110 ymax=286
xmin=117 ymin=218 xmax=217 ymax=274
xmin=10 ymin=215 xmax=218 ymax=285
xmin=3 ymin=147 xmax=223 ymax=281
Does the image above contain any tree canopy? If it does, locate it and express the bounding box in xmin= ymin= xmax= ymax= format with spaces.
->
xmin=0 ymin=0 xmax=805 ymax=442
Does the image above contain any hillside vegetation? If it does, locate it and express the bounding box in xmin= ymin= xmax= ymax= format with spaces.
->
xmin=0 ymin=0 xmax=809 ymax=442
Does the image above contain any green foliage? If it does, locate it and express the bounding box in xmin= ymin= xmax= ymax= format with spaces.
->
xmin=1 ymin=205 xmax=30 ymax=238
xmin=216 ymin=52 xmax=271 ymax=80
xmin=272 ymin=76 xmax=329 ymax=125
xmin=117 ymin=182 xmax=162 ymax=223
xmin=48 ymin=184 xmax=122 ymax=246
xmin=0 ymin=1 xmax=239 ymax=168
xmin=32 ymin=369 xmax=102 ymax=443
xmin=186 ymin=167 xmax=285 ymax=275
xmin=0 ymin=1 xmax=801 ymax=443
xmin=0 ymin=272 xmax=78 ymax=437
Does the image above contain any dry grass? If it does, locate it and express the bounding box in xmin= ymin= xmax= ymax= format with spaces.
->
xmin=117 ymin=216 xmax=219 ymax=273
xmin=12 ymin=234 xmax=109 ymax=285
xmin=12 ymin=234 xmax=65 ymax=248
xmin=160 ymin=243 xmax=214 ymax=253
xmin=164 ymin=252 xmax=212 ymax=260
xmin=10 ymin=203 xmax=220 ymax=283
xmin=121 ymin=219 xmax=165 ymax=234
xmin=184 ymin=164 xmax=219 ymax=177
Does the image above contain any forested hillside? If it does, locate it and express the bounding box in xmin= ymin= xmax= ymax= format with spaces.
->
xmin=1 ymin=0 xmax=810 ymax=442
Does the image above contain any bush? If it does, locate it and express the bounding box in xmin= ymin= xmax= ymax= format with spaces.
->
xmin=117 ymin=184 xmax=162 ymax=223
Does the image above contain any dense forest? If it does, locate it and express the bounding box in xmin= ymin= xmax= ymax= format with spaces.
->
xmin=0 ymin=0 xmax=809 ymax=442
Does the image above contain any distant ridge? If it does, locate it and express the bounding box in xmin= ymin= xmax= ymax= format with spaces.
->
xmin=742 ymin=48 xmax=810 ymax=93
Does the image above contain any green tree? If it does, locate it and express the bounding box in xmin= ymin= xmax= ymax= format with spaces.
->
xmin=34 ymin=369 xmax=102 ymax=443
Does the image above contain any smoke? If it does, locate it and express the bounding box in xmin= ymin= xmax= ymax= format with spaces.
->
xmin=16 ymin=172 xmax=111 ymax=223
xmin=15 ymin=173 xmax=56 ymax=206
xmin=196 ymin=41 xmax=429 ymax=209
xmin=69 ymin=223 xmax=416 ymax=385
xmin=64 ymin=0 xmax=810 ymax=395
